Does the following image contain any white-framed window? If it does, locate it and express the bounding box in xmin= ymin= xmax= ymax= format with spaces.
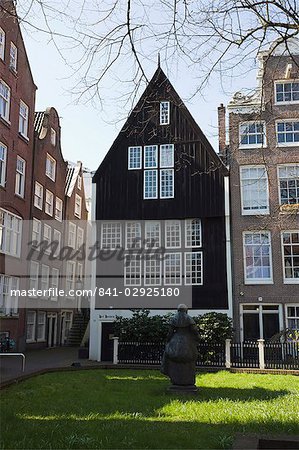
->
xmin=34 ymin=182 xmax=43 ymax=210
xmin=15 ymin=156 xmax=25 ymax=197
xmin=0 ymin=142 xmax=7 ymax=187
xmin=240 ymin=166 xmax=269 ymax=215
xmin=0 ymin=275 xmax=19 ymax=315
xmin=37 ymin=312 xmax=46 ymax=341
xmin=160 ymin=144 xmax=174 ymax=168
xmin=45 ymin=154 xmax=56 ymax=181
xmin=9 ymin=42 xmax=17 ymax=71
xmin=125 ymin=222 xmax=141 ymax=249
xmin=278 ymin=165 xmax=299 ymax=206
xmin=41 ymin=265 xmax=50 ymax=293
xmin=128 ymin=146 xmax=142 ymax=170
xmin=68 ymin=222 xmax=76 ymax=248
xmin=185 ymin=219 xmax=201 ymax=247
xmin=26 ymin=311 xmax=36 ymax=342
xmin=281 ymin=231 xmax=299 ymax=283
xmin=0 ymin=208 xmax=22 ymax=257
xmin=74 ymin=194 xmax=82 ymax=218
xmin=43 ymin=224 xmax=52 ymax=254
xmin=144 ymin=170 xmax=158 ymax=199
xmin=286 ymin=305 xmax=299 ymax=330
xmin=276 ymin=120 xmax=299 ymax=146
xmin=124 ymin=254 xmax=141 ymax=286
xmin=160 ymin=169 xmax=174 ymax=199
xmin=29 ymin=261 xmax=39 ymax=291
xmin=32 ymin=218 xmax=41 ymax=246
xmin=160 ymin=101 xmax=170 ymax=125
xmin=76 ymin=226 xmax=84 ymax=249
xmin=53 ymin=229 xmax=61 ymax=257
xmin=243 ymin=231 xmax=273 ymax=284
xmin=66 ymin=261 xmax=76 ymax=293
xmin=0 ymin=80 xmax=10 ymax=122
xmin=77 ymin=175 xmax=82 ymax=190
xmin=101 ymin=222 xmax=122 ymax=249
xmin=185 ymin=252 xmax=203 ymax=285
xmin=164 ymin=252 xmax=181 ymax=285
xmin=165 ymin=220 xmax=181 ymax=248
xmin=55 ymin=197 xmax=63 ymax=221
xmin=275 ymin=81 xmax=299 ymax=104
xmin=144 ymin=145 xmax=158 ymax=168
xmin=0 ymin=28 xmax=5 ymax=60
xmin=144 ymin=256 xmax=161 ymax=286
xmin=50 ymin=128 xmax=56 ymax=146
xmin=50 ymin=268 xmax=59 ymax=300
xmin=145 ymin=221 xmax=161 ymax=248
xmin=239 ymin=122 xmax=266 ymax=148
xmin=19 ymin=101 xmax=29 ymax=138
xmin=45 ymin=190 xmax=54 ymax=216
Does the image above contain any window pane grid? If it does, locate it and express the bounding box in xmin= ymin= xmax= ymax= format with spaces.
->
xmin=145 ymin=221 xmax=161 ymax=248
xmin=240 ymin=122 xmax=265 ymax=146
xmin=101 ymin=223 xmax=122 ymax=249
xmin=160 ymin=169 xmax=174 ymax=198
xmin=185 ymin=219 xmax=201 ymax=247
xmin=282 ymin=231 xmax=299 ymax=281
xmin=126 ymin=222 xmax=141 ymax=249
xmin=164 ymin=252 xmax=181 ymax=285
xmin=144 ymin=170 xmax=157 ymax=199
xmin=144 ymin=257 xmax=161 ymax=285
xmin=160 ymin=144 xmax=174 ymax=168
xmin=128 ymin=146 xmax=142 ymax=169
xmin=165 ymin=220 xmax=181 ymax=248
xmin=185 ymin=252 xmax=202 ymax=285
xmin=278 ymin=165 xmax=299 ymax=205
xmin=277 ymin=121 xmax=299 ymax=144
xmin=144 ymin=145 xmax=158 ymax=168
xmin=124 ymin=254 xmax=141 ymax=286
xmin=276 ymin=82 xmax=299 ymax=103
xmin=160 ymin=101 xmax=170 ymax=125
xmin=241 ymin=166 xmax=269 ymax=213
xmin=243 ymin=232 xmax=272 ymax=281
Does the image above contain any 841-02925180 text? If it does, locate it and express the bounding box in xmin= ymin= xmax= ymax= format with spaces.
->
xmin=97 ymin=287 xmax=180 ymax=297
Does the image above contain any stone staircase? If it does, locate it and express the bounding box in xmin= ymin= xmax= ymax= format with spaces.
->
xmin=66 ymin=309 xmax=90 ymax=347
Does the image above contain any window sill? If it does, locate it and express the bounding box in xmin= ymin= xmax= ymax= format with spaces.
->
xmin=9 ymin=66 xmax=17 ymax=76
xmin=275 ymin=101 xmax=299 ymax=106
xmin=26 ymin=340 xmax=36 ymax=344
xmin=0 ymin=314 xmax=19 ymax=319
xmin=244 ymin=280 xmax=274 ymax=285
xmin=14 ymin=193 xmax=25 ymax=201
xmin=276 ymin=142 xmax=299 ymax=148
xmin=239 ymin=145 xmax=268 ymax=150
xmin=45 ymin=174 xmax=56 ymax=182
xmin=241 ymin=210 xmax=269 ymax=216
xmin=283 ymin=280 xmax=299 ymax=284
xmin=34 ymin=204 xmax=43 ymax=211
xmin=0 ymin=115 xmax=11 ymax=128
xmin=18 ymin=132 xmax=29 ymax=144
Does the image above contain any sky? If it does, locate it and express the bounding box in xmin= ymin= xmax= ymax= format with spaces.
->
xmin=20 ymin=6 xmax=258 ymax=172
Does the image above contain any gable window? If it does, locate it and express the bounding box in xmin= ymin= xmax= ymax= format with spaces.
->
xmin=185 ymin=252 xmax=203 ymax=285
xmin=243 ymin=231 xmax=272 ymax=284
xmin=165 ymin=220 xmax=181 ymax=248
xmin=185 ymin=219 xmax=201 ymax=247
xmin=45 ymin=190 xmax=54 ymax=216
xmin=77 ymin=175 xmax=82 ymax=190
xmin=101 ymin=222 xmax=122 ymax=249
xmin=240 ymin=166 xmax=269 ymax=215
xmin=15 ymin=156 xmax=25 ymax=197
xmin=0 ymin=28 xmax=5 ymax=60
xmin=144 ymin=257 xmax=161 ymax=286
xmin=160 ymin=101 xmax=170 ymax=125
xmin=75 ymin=194 xmax=82 ymax=218
xmin=0 ymin=80 xmax=10 ymax=122
xmin=281 ymin=231 xmax=299 ymax=283
xmin=50 ymin=128 xmax=56 ymax=146
xmin=55 ymin=197 xmax=63 ymax=221
xmin=9 ymin=42 xmax=17 ymax=71
xmin=126 ymin=222 xmax=141 ymax=249
xmin=160 ymin=144 xmax=174 ymax=168
xmin=34 ymin=182 xmax=43 ymax=210
xmin=46 ymin=154 xmax=56 ymax=181
xmin=144 ymin=145 xmax=158 ymax=168
xmin=276 ymin=121 xmax=299 ymax=146
xmin=276 ymin=81 xmax=299 ymax=103
xmin=160 ymin=169 xmax=174 ymax=198
xmin=68 ymin=222 xmax=76 ymax=248
xmin=144 ymin=170 xmax=158 ymax=199
xmin=32 ymin=218 xmax=41 ymax=246
xmin=0 ymin=209 xmax=22 ymax=257
xmin=26 ymin=311 xmax=36 ymax=342
xmin=29 ymin=261 xmax=39 ymax=291
xmin=164 ymin=252 xmax=181 ymax=285
xmin=128 ymin=146 xmax=142 ymax=170
xmin=124 ymin=254 xmax=141 ymax=286
xmin=278 ymin=165 xmax=299 ymax=206
xmin=19 ymin=101 xmax=29 ymax=138
xmin=239 ymin=122 xmax=265 ymax=148
xmin=43 ymin=224 xmax=52 ymax=254
xmin=145 ymin=221 xmax=161 ymax=248
xmin=0 ymin=143 xmax=7 ymax=187
xmin=286 ymin=306 xmax=299 ymax=330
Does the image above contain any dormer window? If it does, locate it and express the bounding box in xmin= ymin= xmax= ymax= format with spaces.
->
xmin=275 ymin=81 xmax=299 ymax=103
xmin=50 ymin=128 xmax=56 ymax=146
xmin=10 ymin=42 xmax=17 ymax=71
xmin=46 ymin=154 xmax=56 ymax=181
xmin=160 ymin=101 xmax=170 ymax=125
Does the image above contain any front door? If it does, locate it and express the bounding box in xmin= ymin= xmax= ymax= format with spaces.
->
xmin=101 ymin=322 xmax=114 ymax=362
xmin=241 ymin=304 xmax=281 ymax=341
xmin=47 ymin=313 xmax=57 ymax=348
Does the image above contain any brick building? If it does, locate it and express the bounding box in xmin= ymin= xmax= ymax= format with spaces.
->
xmin=224 ymin=39 xmax=299 ymax=341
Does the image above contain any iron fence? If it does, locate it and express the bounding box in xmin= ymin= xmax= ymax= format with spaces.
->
xmin=230 ymin=341 xmax=260 ymax=368
xmin=265 ymin=341 xmax=299 ymax=370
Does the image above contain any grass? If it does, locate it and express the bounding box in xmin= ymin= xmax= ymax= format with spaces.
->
xmin=0 ymin=370 xmax=298 ymax=449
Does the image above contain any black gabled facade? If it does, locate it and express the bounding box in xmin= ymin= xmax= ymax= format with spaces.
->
xmin=93 ymin=67 xmax=229 ymax=310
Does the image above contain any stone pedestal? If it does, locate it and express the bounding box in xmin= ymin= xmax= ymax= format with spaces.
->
xmin=167 ymin=384 xmax=198 ymax=394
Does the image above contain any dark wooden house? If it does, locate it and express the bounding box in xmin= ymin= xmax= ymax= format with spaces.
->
xmin=90 ymin=67 xmax=232 ymax=361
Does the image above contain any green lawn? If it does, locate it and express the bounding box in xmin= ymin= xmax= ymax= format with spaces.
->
xmin=0 ymin=370 xmax=298 ymax=449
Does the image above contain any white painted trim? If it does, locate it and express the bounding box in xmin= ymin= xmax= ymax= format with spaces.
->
xmin=160 ymin=168 xmax=174 ymax=199
xmin=184 ymin=251 xmax=203 ymax=286
xmin=143 ymin=169 xmax=158 ymax=199
xmin=128 ymin=146 xmax=142 ymax=170
xmin=281 ymin=230 xmax=299 ymax=284
xmin=242 ymin=230 xmax=273 ymax=284
xmin=185 ymin=218 xmax=202 ymax=248
xmin=144 ymin=145 xmax=158 ymax=169
xmin=274 ymin=79 xmax=299 ymax=105
xmin=164 ymin=220 xmax=181 ymax=249
xmin=238 ymin=120 xmax=267 ymax=149
xmin=224 ymin=176 xmax=233 ymax=318
xmin=164 ymin=252 xmax=182 ymax=286
xmin=239 ymin=165 xmax=270 ymax=216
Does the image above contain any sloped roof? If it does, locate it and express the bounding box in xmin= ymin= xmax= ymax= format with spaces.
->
xmin=34 ymin=111 xmax=45 ymax=135
xmin=65 ymin=161 xmax=82 ymax=197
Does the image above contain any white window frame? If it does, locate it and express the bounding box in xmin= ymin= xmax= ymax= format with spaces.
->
xmin=76 ymin=226 xmax=84 ymax=250
xmin=124 ymin=254 xmax=142 ymax=286
xmin=51 ymin=268 xmax=59 ymax=301
xmin=50 ymin=128 xmax=56 ymax=146
xmin=77 ymin=175 xmax=82 ymax=190
xmin=145 ymin=221 xmax=161 ymax=249
xmin=275 ymin=80 xmax=299 ymax=105
xmin=0 ymin=28 xmax=5 ymax=60
xmin=164 ymin=252 xmax=182 ymax=285
xmin=185 ymin=219 xmax=202 ymax=248
xmin=41 ymin=264 xmax=50 ymax=294
xmin=240 ymin=165 xmax=269 ymax=215
xmin=160 ymin=169 xmax=174 ymax=199
xmin=144 ymin=257 xmax=162 ymax=286
xmin=18 ymin=100 xmax=29 ymax=138
xmin=101 ymin=222 xmax=122 ymax=250
xmin=184 ymin=251 xmax=203 ymax=285
xmin=243 ymin=231 xmax=273 ymax=285
xmin=37 ymin=311 xmax=46 ymax=341
xmin=277 ymin=164 xmax=299 ymax=207
xmin=26 ymin=311 xmax=36 ymax=343
xmin=160 ymin=144 xmax=174 ymax=168
xmin=144 ymin=170 xmax=158 ymax=199
xmin=43 ymin=224 xmax=52 ymax=255
xmin=45 ymin=189 xmax=54 ymax=216
xmin=0 ymin=142 xmax=7 ymax=187
xmin=29 ymin=261 xmax=39 ymax=291
xmin=66 ymin=261 xmax=76 ymax=294
xmin=160 ymin=101 xmax=170 ymax=125
xmin=0 ymin=275 xmax=19 ymax=315
xmin=0 ymin=208 xmax=22 ymax=257
xmin=165 ymin=220 xmax=181 ymax=249
xmin=281 ymin=231 xmax=299 ymax=284
xmin=0 ymin=79 xmax=10 ymax=122
xmin=53 ymin=229 xmax=61 ymax=257
xmin=68 ymin=222 xmax=76 ymax=249
xmin=34 ymin=182 xmax=43 ymax=210
xmin=276 ymin=120 xmax=299 ymax=147
xmin=74 ymin=194 xmax=82 ymax=218
xmin=32 ymin=218 xmax=41 ymax=247
xmin=144 ymin=145 xmax=158 ymax=169
xmin=45 ymin=154 xmax=56 ymax=181
xmin=285 ymin=304 xmax=299 ymax=330
xmin=125 ymin=221 xmax=141 ymax=249
xmin=128 ymin=146 xmax=142 ymax=170
xmin=239 ymin=121 xmax=266 ymax=149
xmin=55 ymin=197 xmax=63 ymax=221
xmin=9 ymin=42 xmax=17 ymax=71
xmin=15 ymin=156 xmax=25 ymax=197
